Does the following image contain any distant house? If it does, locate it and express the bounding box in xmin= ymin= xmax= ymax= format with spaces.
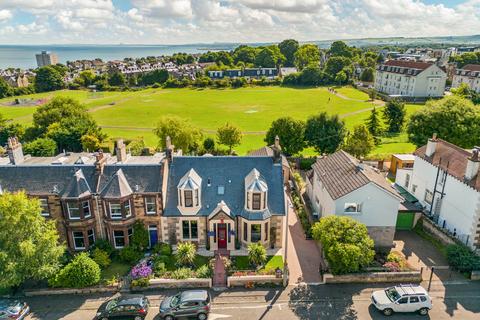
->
xmin=452 ymin=64 xmax=480 ymax=93
xmin=374 ymin=60 xmax=447 ymax=98
xmin=306 ymin=150 xmax=403 ymax=248
xmin=207 ymin=68 xmax=278 ymax=80
xmin=395 ymin=135 xmax=480 ymax=250
xmin=2 ymin=74 xmax=29 ymax=88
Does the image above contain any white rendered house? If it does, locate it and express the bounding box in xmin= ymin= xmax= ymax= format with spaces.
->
xmin=452 ymin=64 xmax=480 ymax=93
xmin=395 ymin=136 xmax=480 ymax=250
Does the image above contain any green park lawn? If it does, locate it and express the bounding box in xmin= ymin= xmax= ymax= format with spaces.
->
xmin=0 ymin=86 xmax=422 ymax=157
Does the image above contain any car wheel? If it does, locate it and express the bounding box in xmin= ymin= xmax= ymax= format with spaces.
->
xmin=198 ymin=313 xmax=207 ymax=320
xmin=419 ymin=308 xmax=429 ymax=316
xmin=382 ymin=308 xmax=393 ymax=316
xmin=164 ymin=315 xmax=174 ymax=320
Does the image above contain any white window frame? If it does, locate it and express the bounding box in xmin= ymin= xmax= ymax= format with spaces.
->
xmin=113 ymin=230 xmax=125 ymax=249
xmin=124 ymin=200 xmax=132 ymax=218
xmin=145 ymin=196 xmax=156 ymax=215
xmin=72 ymin=231 xmax=85 ymax=250
xmin=39 ymin=198 xmax=50 ymax=217
xmin=87 ymin=229 xmax=95 ymax=246
xmin=344 ymin=203 xmax=361 ymax=214
xmin=109 ymin=203 xmax=122 ymax=219
xmin=252 ymin=192 xmax=262 ymax=210
xmin=181 ymin=220 xmax=198 ymax=240
xmin=82 ymin=200 xmax=91 ymax=218
xmin=67 ymin=202 xmax=81 ymax=220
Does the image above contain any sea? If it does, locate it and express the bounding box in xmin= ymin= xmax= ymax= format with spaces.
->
xmin=0 ymin=44 xmax=241 ymax=69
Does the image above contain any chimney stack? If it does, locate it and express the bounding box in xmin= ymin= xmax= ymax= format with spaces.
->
xmin=115 ymin=139 xmax=127 ymax=163
xmin=425 ymin=133 xmax=438 ymax=157
xmin=95 ymin=149 xmax=106 ymax=174
xmin=7 ymin=137 xmax=24 ymax=165
xmin=273 ymin=135 xmax=282 ymax=164
xmin=465 ymin=147 xmax=480 ymax=181
xmin=166 ymin=136 xmax=174 ymax=162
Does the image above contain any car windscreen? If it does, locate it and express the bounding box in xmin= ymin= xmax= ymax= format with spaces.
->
xmin=385 ymin=288 xmax=401 ymax=302
xmin=6 ymin=301 xmax=22 ymax=313
xmin=106 ymin=299 xmax=119 ymax=311
xmin=171 ymin=294 xmax=181 ymax=307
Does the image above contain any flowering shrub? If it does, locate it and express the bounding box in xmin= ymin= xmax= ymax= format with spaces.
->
xmin=130 ymin=262 xmax=152 ymax=280
xmin=131 ymin=277 xmax=150 ymax=287
xmin=383 ymin=262 xmax=401 ymax=272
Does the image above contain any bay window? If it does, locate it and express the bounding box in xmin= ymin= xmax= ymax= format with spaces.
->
xmin=109 ymin=203 xmax=122 ymax=219
xmin=67 ymin=202 xmax=80 ymax=219
xmin=82 ymin=200 xmax=91 ymax=218
xmin=87 ymin=229 xmax=95 ymax=246
xmin=251 ymin=224 xmax=261 ymax=243
xmin=113 ymin=230 xmax=125 ymax=248
xmin=124 ymin=200 xmax=132 ymax=217
xmin=72 ymin=231 xmax=85 ymax=250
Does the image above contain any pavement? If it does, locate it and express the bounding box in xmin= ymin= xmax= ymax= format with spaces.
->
xmin=286 ymin=205 xmax=323 ymax=285
xmin=24 ymin=280 xmax=480 ymax=320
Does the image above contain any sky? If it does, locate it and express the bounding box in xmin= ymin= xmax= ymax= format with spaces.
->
xmin=0 ymin=0 xmax=479 ymax=45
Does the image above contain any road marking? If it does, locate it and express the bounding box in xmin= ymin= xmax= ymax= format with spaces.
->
xmin=208 ymin=313 xmax=232 ymax=319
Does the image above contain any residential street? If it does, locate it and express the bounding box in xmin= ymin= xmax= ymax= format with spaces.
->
xmin=25 ymin=280 xmax=480 ymax=320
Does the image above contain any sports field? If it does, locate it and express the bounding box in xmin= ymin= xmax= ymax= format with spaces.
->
xmin=0 ymin=86 xmax=421 ymax=156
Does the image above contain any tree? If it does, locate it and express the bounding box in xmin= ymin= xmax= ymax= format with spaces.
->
xmin=297 ymin=66 xmax=325 ymax=86
xmin=80 ymin=134 xmax=101 ymax=152
xmin=312 ymin=216 xmax=374 ymax=274
xmin=294 ymin=44 xmax=321 ymax=70
xmin=34 ymin=66 xmax=64 ymax=92
xmin=305 ymin=112 xmax=346 ymax=154
xmin=217 ymin=122 xmax=242 ymax=154
xmin=203 ymin=137 xmax=215 ymax=153
xmin=78 ymin=70 xmax=96 ymax=87
xmin=50 ymin=252 xmax=101 ymax=288
xmin=131 ymin=221 xmax=149 ymax=252
xmin=368 ymin=88 xmax=377 ymax=101
xmin=383 ymin=99 xmax=406 ymax=133
xmin=0 ymin=192 xmax=64 ymax=289
xmin=278 ymin=39 xmax=299 ymax=67
xmin=407 ymin=96 xmax=480 ymax=148
xmin=176 ymin=242 xmax=197 ymax=267
xmin=365 ymin=107 xmax=383 ymax=144
xmin=451 ymin=82 xmax=480 ymax=104
xmin=0 ymin=121 xmax=25 ymax=146
xmin=360 ymin=67 xmax=374 ymax=82
xmin=233 ymin=45 xmax=258 ymax=64
xmin=324 ymin=56 xmax=352 ymax=79
xmin=265 ymin=117 xmax=305 ymax=155
xmin=108 ymin=72 xmax=126 ymax=86
xmin=153 ymin=116 xmax=203 ymax=153
xmin=23 ymin=137 xmax=57 ymax=156
xmin=343 ymin=125 xmax=375 ymax=158
xmin=247 ymin=242 xmax=267 ymax=267
xmin=328 ymin=41 xmax=353 ymax=58
xmin=0 ymin=77 xmax=13 ymax=98
xmin=254 ymin=46 xmax=285 ymax=68
xmin=334 ymin=70 xmax=348 ymax=84
xmin=138 ymin=69 xmax=169 ymax=86
xmin=127 ymin=139 xmax=146 ymax=156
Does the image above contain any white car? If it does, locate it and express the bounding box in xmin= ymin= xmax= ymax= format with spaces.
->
xmin=371 ymin=284 xmax=432 ymax=316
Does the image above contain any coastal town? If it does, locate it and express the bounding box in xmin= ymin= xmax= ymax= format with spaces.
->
xmin=1 ymin=1 xmax=480 ymax=320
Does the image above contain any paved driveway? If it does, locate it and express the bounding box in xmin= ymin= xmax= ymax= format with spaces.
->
xmin=286 ymin=202 xmax=322 ymax=285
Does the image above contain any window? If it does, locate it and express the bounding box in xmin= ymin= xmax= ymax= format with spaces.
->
xmin=82 ymin=200 xmax=91 ymax=218
xmin=405 ymin=174 xmax=410 ymax=188
xmin=424 ymin=190 xmax=433 ymax=205
xmin=397 ymin=297 xmax=408 ymax=304
xmin=145 ymin=197 xmax=156 ymax=214
xmin=124 ymin=200 xmax=132 ymax=217
xmin=87 ymin=229 xmax=95 ymax=246
xmin=412 ymin=184 xmax=418 ymax=193
xmin=184 ymin=190 xmax=193 ymax=207
xmin=110 ymin=203 xmax=122 ymax=219
xmin=72 ymin=231 xmax=85 ymax=250
xmin=182 ymin=220 xmax=198 ymax=239
xmin=195 ymin=189 xmax=199 ymax=206
xmin=410 ymin=296 xmax=419 ymax=303
xmin=420 ymin=296 xmax=427 ymax=302
xmin=213 ymin=223 xmax=217 ymax=243
xmin=128 ymin=228 xmax=133 ymax=243
xmin=251 ymin=224 xmax=261 ymax=243
xmin=114 ymin=230 xmax=125 ymax=248
xmin=67 ymin=202 xmax=80 ymax=219
xmin=39 ymin=198 xmax=50 ymax=216
xmin=217 ymin=185 xmax=225 ymax=195
xmin=243 ymin=222 xmax=247 ymax=241
xmin=344 ymin=203 xmax=361 ymax=213
xmin=252 ymin=193 xmax=261 ymax=210
xmin=228 ymin=224 xmax=231 ymax=243
xmin=264 ymin=222 xmax=269 ymax=241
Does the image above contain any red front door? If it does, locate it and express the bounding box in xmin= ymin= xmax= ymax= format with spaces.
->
xmin=218 ymin=223 xmax=227 ymax=249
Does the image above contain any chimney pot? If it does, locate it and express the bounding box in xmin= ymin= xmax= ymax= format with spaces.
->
xmin=465 ymin=149 xmax=480 ymax=180
xmin=425 ymin=134 xmax=438 ymax=157
xmin=116 ymin=139 xmax=127 ymax=163
xmin=7 ymin=136 xmax=24 ymax=165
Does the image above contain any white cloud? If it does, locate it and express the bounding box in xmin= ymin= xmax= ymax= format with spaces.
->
xmin=0 ymin=0 xmax=479 ymax=44
xmin=0 ymin=10 xmax=13 ymax=21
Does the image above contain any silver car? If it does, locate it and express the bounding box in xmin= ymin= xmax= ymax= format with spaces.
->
xmin=159 ymin=290 xmax=211 ymax=320
xmin=0 ymin=299 xmax=30 ymax=319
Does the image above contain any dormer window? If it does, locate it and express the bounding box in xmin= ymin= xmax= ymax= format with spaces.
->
xmin=177 ymin=169 xmax=202 ymax=214
xmin=245 ymin=169 xmax=268 ymax=211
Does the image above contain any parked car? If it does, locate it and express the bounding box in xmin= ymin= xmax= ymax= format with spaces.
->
xmin=159 ymin=290 xmax=211 ymax=320
xmin=0 ymin=299 xmax=30 ymax=319
xmin=94 ymin=294 xmax=149 ymax=320
xmin=371 ymin=284 xmax=432 ymax=316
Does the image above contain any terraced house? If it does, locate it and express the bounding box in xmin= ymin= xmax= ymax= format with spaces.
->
xmin=0 ymin=137 xmax=287 ymax=253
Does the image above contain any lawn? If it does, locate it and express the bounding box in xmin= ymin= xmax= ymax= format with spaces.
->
xmin=101 ymin=259 xmax=131 ymax=284
xmin=233 ymin=255 xmax=284 ymax=271
xmin=0 ymin=86 xmax=422 ymax=157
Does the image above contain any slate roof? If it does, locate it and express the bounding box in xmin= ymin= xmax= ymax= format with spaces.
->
xmin=248 ymin=146 xmax=290 ymax=168
xmin=62 ymin=169 xmax=92 ymax=199
xmin=97 ymin=165 xmax=163 ymax=195
xmin=164 ymin=156 xmax=285 ymax=220
xmin=377 ymin=60 xmax=436 ymax=76
xmin=455 ymin=64 xmax=480 ymax=78
xmin=311 ymin=150 xmax=402 ymax=200
xmin=414 ymin=139 xmax=480 ymax=192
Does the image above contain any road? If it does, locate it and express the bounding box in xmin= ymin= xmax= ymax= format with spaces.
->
xmin=24 ymin=280 xmax=480 ymax=320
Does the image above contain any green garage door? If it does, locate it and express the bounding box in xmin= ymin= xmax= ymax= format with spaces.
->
xmin=396 ymin=212 xmax=415 ymax=230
